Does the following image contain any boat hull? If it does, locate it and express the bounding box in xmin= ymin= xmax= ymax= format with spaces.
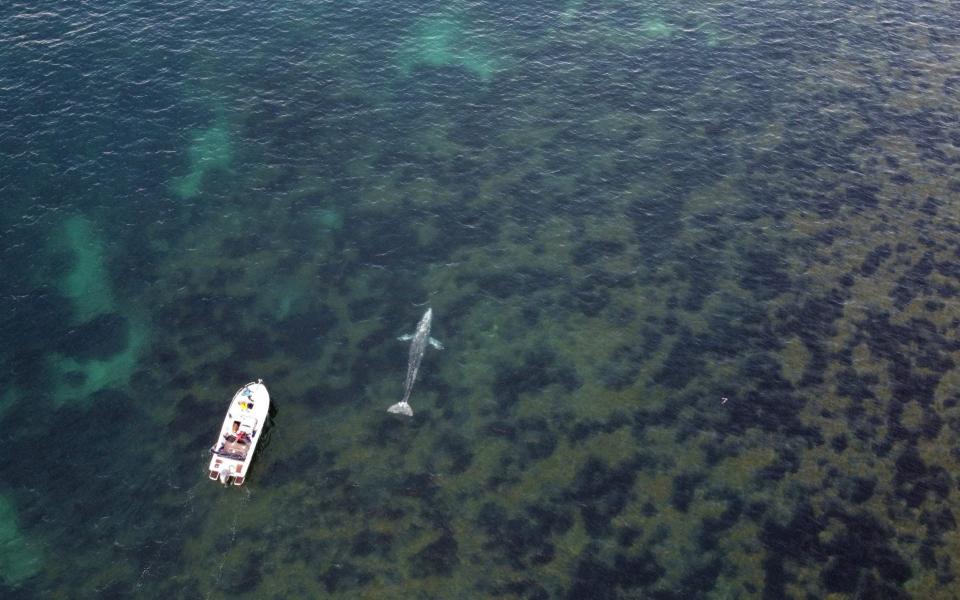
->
xmin=208 ymin=380 xmax=270 ymax=486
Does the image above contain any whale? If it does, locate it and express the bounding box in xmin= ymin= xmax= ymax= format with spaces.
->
xmin=388 ymin=308 xmax=442 ymax=417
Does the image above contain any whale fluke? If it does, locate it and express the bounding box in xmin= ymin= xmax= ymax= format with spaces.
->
xmin=387 ymin=401 xmax=413 ymax=416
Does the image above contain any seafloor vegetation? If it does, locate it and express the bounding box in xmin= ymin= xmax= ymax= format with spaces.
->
xmin=2 ymin=0 xmax=960 ymax=598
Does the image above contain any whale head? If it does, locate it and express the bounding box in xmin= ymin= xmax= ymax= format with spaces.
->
xmin=418 ymin=308 xmax=433 ymax=331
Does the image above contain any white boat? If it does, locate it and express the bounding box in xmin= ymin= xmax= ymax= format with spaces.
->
xmin=208 ymin=379 xmax=270 ymax=486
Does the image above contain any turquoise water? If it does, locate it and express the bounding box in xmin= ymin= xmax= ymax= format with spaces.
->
xmin=3 ymin=0 xmax=960 ymax=597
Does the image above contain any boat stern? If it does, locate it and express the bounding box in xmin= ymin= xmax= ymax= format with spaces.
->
xmin=208 ymin=455 xmax=245 ymax=485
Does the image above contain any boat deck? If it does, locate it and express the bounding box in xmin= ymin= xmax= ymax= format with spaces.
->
xmin=213 ymin=437 xmax=251 ymax=461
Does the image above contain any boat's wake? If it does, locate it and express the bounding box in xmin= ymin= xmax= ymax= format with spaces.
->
xmin=133 ymin=466 xmax=203 ymax=594
xmin=207 ymin=486 xmax=252 ymax=597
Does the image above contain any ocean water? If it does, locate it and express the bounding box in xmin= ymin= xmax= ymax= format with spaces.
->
xmin=2 ymin=0 xmax=960 ymax=597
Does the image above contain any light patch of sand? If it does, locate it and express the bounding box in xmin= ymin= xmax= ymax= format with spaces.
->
xmin=0 ymin=494 xmax=42 ymax=587
xmin=52 ymin=318 xmax=148 ymax=407
xmin=50 ymin=215 xmax=149 ymax=405
xmin=397 ymin=13 xmax=499 ymax=82
xmin=59 ymin=216 xmax=116 ymax=320
xmin=172 ymin=115 xmax=233 ymax=199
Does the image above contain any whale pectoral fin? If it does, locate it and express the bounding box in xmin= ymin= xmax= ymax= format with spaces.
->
xmin=397 ymin=334 xmax=414 ymax=342
xmin=428 ymin=337 xmax=444 ymax=350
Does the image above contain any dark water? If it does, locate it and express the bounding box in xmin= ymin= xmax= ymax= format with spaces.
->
xmin=3 ymin=0 xmax=960 ymax=597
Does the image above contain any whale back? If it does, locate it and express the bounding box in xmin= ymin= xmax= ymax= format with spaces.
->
xmin=400 ymin=309 xmax=432 ymax=404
